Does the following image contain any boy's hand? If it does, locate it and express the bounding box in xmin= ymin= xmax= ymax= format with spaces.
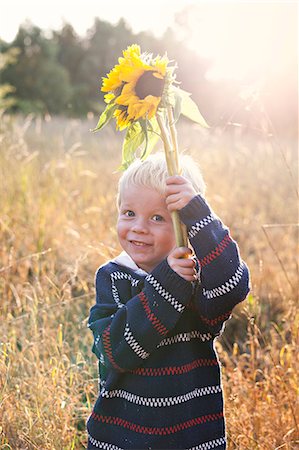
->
xmin=167 ymin=247 xmax=197 ymax=282
xmin=165 ymin=175 xmax=197 ymax=212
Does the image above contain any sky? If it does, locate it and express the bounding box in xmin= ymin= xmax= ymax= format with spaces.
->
xmin=1 ymin=0 xmax=195 ymax=41
xmin=0 ymin=0 xmax=297 ymax=81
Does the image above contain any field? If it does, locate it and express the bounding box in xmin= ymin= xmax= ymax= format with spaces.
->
xmin=0 ymin=114 xmax=298 ymax=449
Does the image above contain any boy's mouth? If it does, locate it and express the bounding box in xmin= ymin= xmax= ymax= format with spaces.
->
xmin=129 ymin=240 xmax=151 ymax=247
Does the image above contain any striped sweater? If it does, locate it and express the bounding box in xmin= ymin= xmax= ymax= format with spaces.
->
xmin=87 ymin=194 xmax=250 ymax=450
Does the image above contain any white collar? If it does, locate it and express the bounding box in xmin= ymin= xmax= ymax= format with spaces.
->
xmin=112 ymin=251 xmax=148 ymax=276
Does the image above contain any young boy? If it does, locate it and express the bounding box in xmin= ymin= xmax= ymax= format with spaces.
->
xmin=87 ymin=153 xmax=250 ymax=450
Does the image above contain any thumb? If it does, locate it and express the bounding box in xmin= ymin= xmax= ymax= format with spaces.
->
xmin=175 ymin=246 xmax=193 ymax=259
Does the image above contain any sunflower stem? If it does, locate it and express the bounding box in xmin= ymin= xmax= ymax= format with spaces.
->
xmin=167 ymin=106 xmax=180 ymax=174
xmin=156 ymin=113 xmax=188 ymax=249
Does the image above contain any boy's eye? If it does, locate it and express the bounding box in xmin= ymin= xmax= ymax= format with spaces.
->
xmin=124 ymin=210 xmax=135 ymax=217
xmin=152 ymin=214 xmax=164 ymax=222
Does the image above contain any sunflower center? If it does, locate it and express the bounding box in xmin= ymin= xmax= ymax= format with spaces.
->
xmin=135 ymin=71 xmax=165 ymax=99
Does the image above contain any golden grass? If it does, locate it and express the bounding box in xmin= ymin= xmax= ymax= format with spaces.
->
xmin=0 ymin=114 xmax=298 ymax=449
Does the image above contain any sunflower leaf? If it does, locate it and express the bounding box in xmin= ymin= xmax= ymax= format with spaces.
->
xmin=139 ymin=119 xmax=149 ymax=159
xmin=173 ymin=90 xmax=183 ymax=124
xmin=139 ymin=117 xmax=161 ymax=161
xmin=173 ymin=87 xmax=209 ymax=128
xmin=92 ymin=103 xmax=117 ymax=132
xmin=121 ymin=122 xmax=146 ymax=169
xmin=146 ymin=116 xmax=161 ymax=152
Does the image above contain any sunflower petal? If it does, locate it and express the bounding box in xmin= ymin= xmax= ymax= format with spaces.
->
xmin=104 ymin=93 xmax=115 ymax=104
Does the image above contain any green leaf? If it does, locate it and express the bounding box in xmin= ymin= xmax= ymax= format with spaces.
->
xmin=91 ymin=103 xmax=117 ymax=132
xmin=173 ymin=90 xmax=183 ymax=124
xmin=119 ymin=118 xmax=162 ymax=170
xmin=121 ymin=122 xmax=146 ymax=169
xmin=173 ymin=87 xmax=209 ymax=128
xmin=145 ymin=116 xmax=161 ymax=155
xmin=139 ymin=119 xmax=149 ymax=159
xmin=138 ymin=117 xmax=161 ymax=160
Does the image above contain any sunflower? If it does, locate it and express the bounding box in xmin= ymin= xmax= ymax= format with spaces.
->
xmin=101 ymin=45 xmax=168 ymax=130
xmin=94 ymin=44 xmax=208 ymax=246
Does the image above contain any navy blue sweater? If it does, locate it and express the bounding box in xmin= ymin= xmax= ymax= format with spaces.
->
xmin=87 ymin=195 xmax=250 ymax=450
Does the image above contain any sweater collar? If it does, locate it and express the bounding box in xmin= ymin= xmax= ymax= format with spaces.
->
xmin=112 ymin=251 xmax=148 ymax=276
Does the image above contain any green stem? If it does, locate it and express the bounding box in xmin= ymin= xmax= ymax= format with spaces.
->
xmin=167 ymin=106 xmax=180 ymax=174
xmin=156 ymin=113 xmax=188 ymax=248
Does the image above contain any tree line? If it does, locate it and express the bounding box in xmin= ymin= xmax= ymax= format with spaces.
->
xmin=0 ymin=19 xmax=215 ymax=117
xmin=0 ymin=16 xmax=297 ymax=137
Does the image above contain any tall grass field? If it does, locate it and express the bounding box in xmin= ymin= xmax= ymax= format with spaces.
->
xmin=0 ymin=114 xmax=298 ymax=449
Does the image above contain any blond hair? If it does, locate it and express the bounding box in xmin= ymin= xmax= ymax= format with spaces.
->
xmin=117 ymin=152 xmax=206 ymax=207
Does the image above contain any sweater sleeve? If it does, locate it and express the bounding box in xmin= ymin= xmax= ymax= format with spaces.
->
xmin=88 ymin=260 xmax=193 ymax=373
xmin=179 ymin=194 xmax=250 ymax=336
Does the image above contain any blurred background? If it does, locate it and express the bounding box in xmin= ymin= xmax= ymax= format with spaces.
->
xmin=0 ymin=0 xmax=297 ymax=139
xmin=0 ymin=1 xmax=298 ymax=449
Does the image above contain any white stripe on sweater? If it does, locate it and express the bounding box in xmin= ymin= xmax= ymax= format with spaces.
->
xmin=110 ymin=271 xmax=140 ymax=308
xmin=88 ymin=434 xmax=226 ymax=450
xmin=186 ymin=436 xmax=226 ymax=450
xmin=203 ymin=263 xmax=245 ymax=300
xmin=146 ymin=274 xmax=185 ymax=312
xmin=110 ymin=271 xmax=140 ymax=286
xmin=124 ymin=323 xmax=150 ymax=360
xmin=88 ymin=435 xmax=123 ymax=450
xmin=101 ymin=385 xmax=222 ymax=407
xmin=188 ymin=213 xmax=216 ymax=238
xmin=158 ymin=330 xmax=213 ymax=347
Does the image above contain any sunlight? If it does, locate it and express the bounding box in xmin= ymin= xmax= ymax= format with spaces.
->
xmin=184 ymin=2 xmax=296 ymax=81
xmin=0 ymin=0 xmax=194 ymax=43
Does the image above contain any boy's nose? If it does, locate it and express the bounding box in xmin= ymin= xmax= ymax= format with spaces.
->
xmin=131 ymin=219 xmax=148 ymax=234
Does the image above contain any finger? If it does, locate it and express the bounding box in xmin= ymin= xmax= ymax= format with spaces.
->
xmin=179 ymin=272 xmax=198 ymax=282
xmin=173 ymin=267 xmax=196 ymax=276
xmin=166 ymin=191 xmax=194 ymax=212
xmin=165 ymin=193 xmax=182 ymax=205
xmin=167 ymin=200 xmax=187 ymax=213
xmin=166 ymin=175 xmax=186 ymax=185
xmin=174 ymin=258 xmax=196 ymax=268
xmin=170 ymin=247 xmax=192 ymax=258
xmin=165 ymin=184 xmax=180 ymax=195
xmin=166 ymin=196 xmax=189 ymax=211
xmin=165 ymin=184 xmax=188 ymax=197
xmin=171 ymin=267 xmax=196 ymax=278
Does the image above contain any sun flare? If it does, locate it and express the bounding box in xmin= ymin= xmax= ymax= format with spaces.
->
xmin=183 ymin=2 xmax=295 ymax=81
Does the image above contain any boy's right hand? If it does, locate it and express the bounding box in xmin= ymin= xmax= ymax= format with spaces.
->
xmin=167 ymin=247 xmax=197 ymax=282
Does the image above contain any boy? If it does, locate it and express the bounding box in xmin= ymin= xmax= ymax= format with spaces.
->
xmin=87 ymin=153 xmax=250 ymax=450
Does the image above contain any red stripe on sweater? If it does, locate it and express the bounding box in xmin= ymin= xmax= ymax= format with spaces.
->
xmin=199 ymin=234 xmax=232 ymax=267
xmin=200 ymin=311 xmax=232 ymax=326
xmin=186 ymin=303 xmax=232 ymax=327
xmin=139 ymin=291 xmax=168 ymax=336
xmin=131 ymin=358 xmax=218 ymax=376
xmin=102 ymin=325 xmax=125 ymax=372
xmin=91 ymin=411 xmax=223 ymax=435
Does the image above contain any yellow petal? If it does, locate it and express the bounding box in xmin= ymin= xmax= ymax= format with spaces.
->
xmin=104 ymin=93 xmax=115 ymax=104
xmin=99 ymin=44 xmax=169 ymax=125
xmin=152 ymin=72 xmax=164 ymax=80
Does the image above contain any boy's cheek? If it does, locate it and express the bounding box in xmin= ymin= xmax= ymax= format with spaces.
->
xmin=116 ymin=220 xmax=125 ymax=240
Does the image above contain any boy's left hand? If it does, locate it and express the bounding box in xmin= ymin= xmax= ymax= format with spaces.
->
xmin=167 ymin=246 xmax=197 ymax=282
xmin=165 ymin=175 xmax=197 ymax=212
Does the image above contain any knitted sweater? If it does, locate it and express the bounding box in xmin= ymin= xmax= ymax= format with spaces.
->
xmin=87 ymin=195 xmax=250 ymax=450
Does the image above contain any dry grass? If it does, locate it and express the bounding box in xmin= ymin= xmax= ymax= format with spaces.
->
xmin=0 ymin=114 xmax=298 ymax=449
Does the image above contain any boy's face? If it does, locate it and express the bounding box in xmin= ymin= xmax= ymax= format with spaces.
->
xmin=117 ymin=184 xmax=176 ymax=273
